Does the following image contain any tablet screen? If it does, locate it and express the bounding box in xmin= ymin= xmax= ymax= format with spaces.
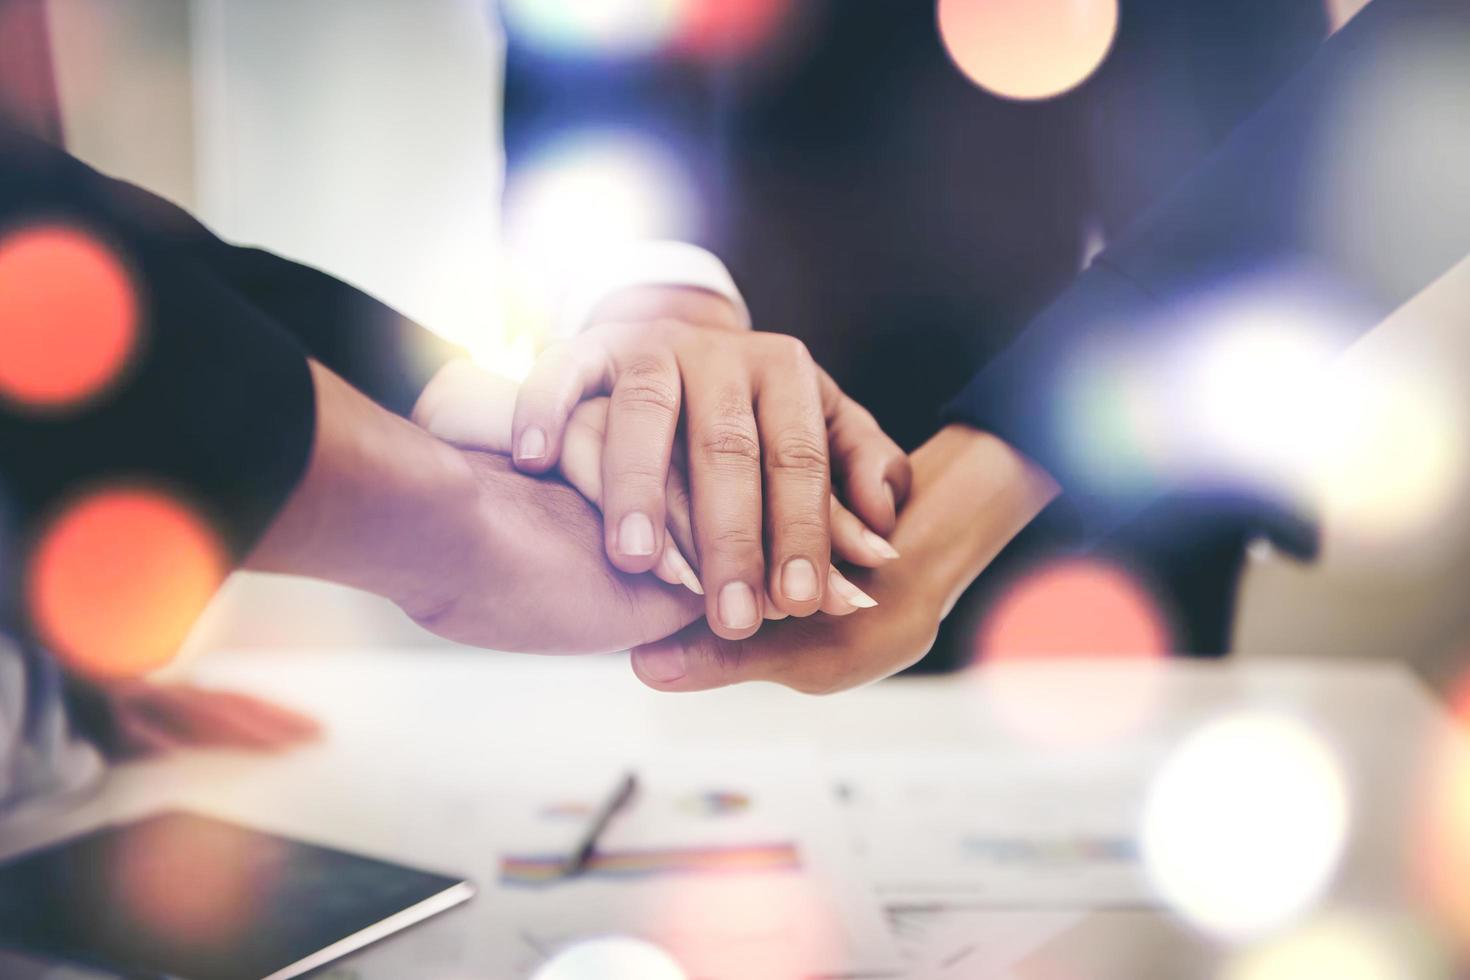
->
xmin=0 ymin=811 xmax=473 ymax=980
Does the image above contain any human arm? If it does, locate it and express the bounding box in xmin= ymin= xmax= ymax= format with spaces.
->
xmin=945 ymin=0 xmax=1470 ymax=538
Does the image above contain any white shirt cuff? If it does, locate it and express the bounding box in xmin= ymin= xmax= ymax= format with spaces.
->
xmin=558 ymin=240 xmax=750 ymax=335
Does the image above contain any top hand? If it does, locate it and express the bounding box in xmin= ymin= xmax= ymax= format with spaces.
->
xmin=508 ymin=286 xmax=912 ymax=639
xmin=627 ymin=425 xmax=1059 ymax=693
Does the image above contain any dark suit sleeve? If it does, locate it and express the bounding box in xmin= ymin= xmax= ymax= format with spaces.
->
xmin=89 ymin=171 xmax=466 ymax=420
xmin=0 ymin=126 xmax=314 ymax=568
xmin=945 ymin=0 xmax=1470 ymax=536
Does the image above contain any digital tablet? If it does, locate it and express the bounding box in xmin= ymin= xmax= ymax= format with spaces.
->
xmin=0 ymin=810 xmax=474 ymax=980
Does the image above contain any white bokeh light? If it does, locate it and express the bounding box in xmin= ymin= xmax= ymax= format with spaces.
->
xmin=501 ymin=0 xmax=684 ymax=58
xmin=1223 ymin=914 xmax=1452 ymax=980
xmin=1141 ymin=713 xmax=1350 ymax=940
xmin=1304 ymin=335 xmax=1467 ymax=554
xmin=504 ymin=131 xmax=698 ymax=336
xmin=531 ymin=937 xmax=687 ymax=980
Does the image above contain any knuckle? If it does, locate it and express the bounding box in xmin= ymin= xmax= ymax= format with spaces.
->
xmin=767 ymin=431 xmax=829 ymax=476
xmin=708 ymin=524 xmax=762 ymax=552
xmin=763 ymin=333 xmax=812 ymax=366
xmin=615 ymin=361 xmax=680 ymax=415
xmin=698 ymin=422 xmax=762 ymax=467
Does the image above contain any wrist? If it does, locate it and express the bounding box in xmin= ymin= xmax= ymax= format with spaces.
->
xmin=248 ymin=361 xmax=479 ymax=616
xmin=896 ymin=424 xmax=1060 ymax=618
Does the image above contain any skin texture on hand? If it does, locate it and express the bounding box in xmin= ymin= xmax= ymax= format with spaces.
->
xmin=414 ymin=357 xmax=892 ymax=610
xmin=251 ymin=361 xmax=703 ymax=654
xmin=629 ymin=424 xmax=1061 ymax=694
xmin=509 ymin=286 xmax=912 ymax=639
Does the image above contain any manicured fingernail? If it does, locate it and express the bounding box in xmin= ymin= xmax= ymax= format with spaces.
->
xmin=518 ymin=426 xmax=547 ymax=460
xmin=862 ymin=529 xmax=901 ymax=560
xmin=618 ymin=512 xmax=656 ymax=556
xmin=718 ymin=581 xmax=759 ymax=631
xmin=634 ymin=642 xmax=686 ymax=683
xmin=781 ymin=558 xmax=821 ymax=602
xmin=830 ymin=569 xmax=878 ymax=609
xmin=663 ymin=545 xmax=704 ymax=595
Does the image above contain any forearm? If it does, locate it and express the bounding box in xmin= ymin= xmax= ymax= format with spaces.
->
xmin=247 ymin=361 xmax=479 ymax=618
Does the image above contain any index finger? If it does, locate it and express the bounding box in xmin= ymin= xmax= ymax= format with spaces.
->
xmin=819 ymin=370 xmax=912 ymax=536
xmin=510 ymin=341 xmax=610 ymax=474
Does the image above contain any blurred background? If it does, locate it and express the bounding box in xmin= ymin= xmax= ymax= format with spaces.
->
xmin=19 ymin=0 xmax=1470 ymax=692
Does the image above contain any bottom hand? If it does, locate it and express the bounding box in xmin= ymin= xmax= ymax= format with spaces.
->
xmin=629 ymin=426 xmax=1059 ymax=693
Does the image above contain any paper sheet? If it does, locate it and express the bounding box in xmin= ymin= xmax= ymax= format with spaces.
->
xmin=834 ymin=750 xmax=1161 ymax=909
xmin=495 ymin=750 xmax=903 ymax=979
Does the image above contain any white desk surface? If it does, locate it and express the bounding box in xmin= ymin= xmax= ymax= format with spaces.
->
xmin=0 ymin=651 xmax=1454 ymax=978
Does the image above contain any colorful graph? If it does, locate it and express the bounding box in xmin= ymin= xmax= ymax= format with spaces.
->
xmin=678 ymin=790 xmax=752 ymax=816
xmin=499 ymin=842 xmax=801 ymax=887
xmin=959 ymin=835 xmax=1137 ymax=864
xmin=538 ymin=801 xmax=596 ymax=820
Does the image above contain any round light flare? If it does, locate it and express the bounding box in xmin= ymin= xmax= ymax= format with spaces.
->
xmin=1224 ymin=915 xmax=1448 ymax=980
xmin=531 ymin=937 xmax=687 ymax=980
xmin=1141 ymin=714 xmax=1351 ymax=940
xmin=649 ymin=877 xmax=839 ymax=978
xmin=114 ymin=815 xmax=281 ymax=950
xmin=1308 ymin=360 xmax=1465 ymax=548
xmin=677 ymin=0 xmax=791 ymax=58
xmin=0 ymin=225 xmax=139 ymax=410
xmin=1058 ymin=347 xmax=1171 ymax=499
xmin=937 ymin=0 xmax=1119 ymax=101
xmin=974 ymin=559 xmax=1170 ymax=746
xmin=504 ymin=132 xmax=697 ymax=325
xmin=28 ymin=488 xmax=227 ymax=680
xmin=1411 ymin=706 xmax=1470 ymax=950
xmin=1179 ymin=322 xmax=1338 ymax=490
xmin=502 ymin=0 xmax=683 ymax=58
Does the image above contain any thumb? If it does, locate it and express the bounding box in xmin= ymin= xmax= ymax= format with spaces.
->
xmin=630 ymin=620 xmax=776 ymax=692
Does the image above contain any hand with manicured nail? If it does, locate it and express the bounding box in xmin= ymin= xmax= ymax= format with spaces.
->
xmin=414 ymin=358 xmax=893 ymax=613
xmin=506 ymin=286 xmax=913 ymax=641
xmin=630 ymin=426 xmax=1060 ymax=694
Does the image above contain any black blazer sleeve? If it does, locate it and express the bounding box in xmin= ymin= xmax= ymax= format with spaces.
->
xmin=64 ymin=152 xmax=465 ymax=420
xmin=945 ymin=0 xmax=1470 ymax=536
xmin=0 ymin=124 xmax=315 ymax=566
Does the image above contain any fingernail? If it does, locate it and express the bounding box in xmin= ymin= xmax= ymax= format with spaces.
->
xmin=862 ymin=529 xmax=901 ymax=560
xmin=634 ymin=642 xmax=687 ymax=683
xmin=830 ymin=569 xmax=878 ymax=609
xmin=718 ymin=581 xmax=760 ymax=631
xmin=781 ymin=558 xmax=821 ymax=602
xmin=618 ymin=512 xmax=656 ymax=556
xmin=518 ymin=426 xmax=547 ymax=461
xmin=664 ymin=545 xmax=704 ymax=595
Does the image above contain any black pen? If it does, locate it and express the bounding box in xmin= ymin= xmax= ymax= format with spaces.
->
xmin=563 ymin=770 xmax=638 ymax=878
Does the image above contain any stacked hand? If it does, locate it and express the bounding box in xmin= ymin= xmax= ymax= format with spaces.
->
xmin=415 ymin=286 xmax=912 ymax=639
xmin=408 ymin=286 xmax=1059 ymax=692
xmin=254 ymin=287 xmax=1055 ymax=692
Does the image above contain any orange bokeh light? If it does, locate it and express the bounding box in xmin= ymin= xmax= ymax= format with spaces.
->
xmin=937 ymin=0 xmax=1119 ymax=101
xmin=678 ymin=0 xmax=790 ymax=58
xmin=974 ymin=559 xmax=1170 ymax=746
xmin=114 ymin=815 xmax=278 ymax=950
xmin=0 ymin=225 xmax=139 ymax=410
xmin=1415 ymin=666 xmax=1470 ymax=948
xmin=28 ymin=488 xmax=226 ymax=679
xmin=979 ymin=558 xmax=1170 ymax=659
